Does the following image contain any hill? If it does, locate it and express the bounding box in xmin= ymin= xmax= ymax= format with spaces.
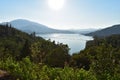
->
xmin=0 ymin=24 xmax=70 ymax=66
xmin=2 ymin=19 xmax=73 ymax=34
xmin=0 ymin=24 xmax=120 ymax=80
xmin=0 ymin=24 xmax=43 ymax=59
xmin=86 ymin=24 xmax=120 ymax=37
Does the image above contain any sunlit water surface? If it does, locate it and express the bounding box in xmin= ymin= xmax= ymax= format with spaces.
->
xmin=37 ymin=33 xmax=93 ymax=55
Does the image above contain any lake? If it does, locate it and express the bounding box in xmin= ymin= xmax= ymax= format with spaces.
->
xmin=37 ymin=33 xmax=93 ymax=55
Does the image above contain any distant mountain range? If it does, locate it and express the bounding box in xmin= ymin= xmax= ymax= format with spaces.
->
xmin=69 ymin=28 xmax=98 ymax=34
xmin=1 ymin=19 xmax=99 ymax=34
xmin=86 ymin=24 xmax=120 ymax=37
xmin=1 ymin=19 xmax=73 ymax=34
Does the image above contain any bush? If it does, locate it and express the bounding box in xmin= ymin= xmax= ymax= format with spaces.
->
xmin=0 ymin=57 xmax=96 ymax=80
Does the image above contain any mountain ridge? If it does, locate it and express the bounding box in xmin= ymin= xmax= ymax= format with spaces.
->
xmin=86 ymin=24 xmax=120 ymax=37
xmin=1 ymin=19 xmax=73 ymax=34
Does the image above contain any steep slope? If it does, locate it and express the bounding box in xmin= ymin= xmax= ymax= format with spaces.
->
xmin=0 ymin=24 xmax=70 ymax=65
xmin=86 ymin=24 xmax=120 ymax=37
xmin=0 ymin=24 xmax=43 ymax=58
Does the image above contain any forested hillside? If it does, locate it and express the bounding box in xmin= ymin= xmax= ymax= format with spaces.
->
xmin=0 ymin=24 xmax=120 ymax=80
xmin=0 ymin=24 xmax=71 ymax=79
xmin=72 ymin=34 xmax=120 ymax=80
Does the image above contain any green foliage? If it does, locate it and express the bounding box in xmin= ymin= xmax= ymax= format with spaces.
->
xmin=77 ymin=35 xmax=120 ymax=80
xmin=39 ymin=66 xmax=96 ymax=80
xmin=1 ymin=24 xmax=120 ymax=80
xmin=86 ymin=34 xmax=120 ymax=49
xmin=0 ymin=24 xmax=34 ymax=59
xmin=0 ymin=24 xmax=70 ymax=67
xmin=0 ymin=57 xmax=40 ymax=80
xmin=0 ymin=57 xmax=96 ymax=80
xmin=45 ymin=47 xmax=70 ymax=67
xmin=30 ymin=40 xmax=70 ymax=67
xmin=70 ymin=53 xmax=90 ymax=70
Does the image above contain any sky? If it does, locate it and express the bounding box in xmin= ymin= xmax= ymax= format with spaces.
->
xmin=0 ymin=0 xmax=120 ymax=29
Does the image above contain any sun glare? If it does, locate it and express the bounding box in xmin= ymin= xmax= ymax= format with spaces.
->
xmin=48 ymin=0 xmax=65 ymax=11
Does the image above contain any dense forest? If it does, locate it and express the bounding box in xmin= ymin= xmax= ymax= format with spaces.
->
xmin=0 ymin=24 xmax=120 ymax=80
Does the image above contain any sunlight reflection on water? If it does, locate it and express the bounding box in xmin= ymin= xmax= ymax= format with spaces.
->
xmin=37 ymin=33 xmax=93 ymax=55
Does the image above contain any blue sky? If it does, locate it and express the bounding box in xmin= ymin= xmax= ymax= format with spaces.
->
xmin=0 ymin=0 xmax=120 ymax=29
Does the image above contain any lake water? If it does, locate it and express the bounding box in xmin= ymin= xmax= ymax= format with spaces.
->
xmin=37 ymin=33 xmax=93 ymax=55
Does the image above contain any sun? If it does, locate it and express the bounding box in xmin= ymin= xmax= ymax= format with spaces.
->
xmin=48 ymin=0 xmax=65 ymax=11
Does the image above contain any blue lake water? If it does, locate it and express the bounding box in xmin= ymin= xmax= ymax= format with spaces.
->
xmin=37 ymin=33 xmax=93 ymax=55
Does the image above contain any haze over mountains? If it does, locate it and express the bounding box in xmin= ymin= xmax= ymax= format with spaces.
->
xmin=2 ymin=19 xmax=73 ymax=34
xmin=10 ymin=19 xmax=56 ymax=33
xmin=1 ymin=19 xmax=97 ymax=34
xmin=86 ymin=24 xmax=120 ymax=37
xmin=2 ymin=19 xmax=120 ymax=37
xmin=70 ymin=29 xmax=97 ymax=34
